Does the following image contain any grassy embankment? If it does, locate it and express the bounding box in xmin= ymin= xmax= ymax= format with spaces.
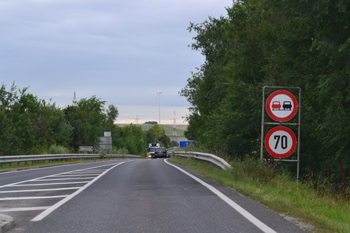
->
xmin=138 ymin=124 xmax=185 ymax=137
xmin=169 ymin=156 xmax=350 ymax=233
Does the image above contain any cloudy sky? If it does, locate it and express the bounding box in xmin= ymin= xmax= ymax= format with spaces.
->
xmin=0 ymin=0 xmax=232 ymax=124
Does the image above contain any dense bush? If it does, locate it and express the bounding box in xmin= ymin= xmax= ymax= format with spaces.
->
xmin=48 ymin=144 xmax=69 ymax=154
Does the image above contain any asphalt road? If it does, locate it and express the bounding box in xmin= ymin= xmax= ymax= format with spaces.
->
xmin=0 ymin=159 xmax=305 ymax=233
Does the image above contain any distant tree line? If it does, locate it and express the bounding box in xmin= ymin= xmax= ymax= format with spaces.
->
xmin=0 ymin=82 xmax=172 ymax=156
xmin=181 ymin=0 xmax=350 ymax=185
xmin=144 ymin=121 xmax=158 ymax=125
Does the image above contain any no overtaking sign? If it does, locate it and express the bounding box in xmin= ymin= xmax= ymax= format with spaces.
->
xmin=266 ymin=90 xmax=298 ymax=122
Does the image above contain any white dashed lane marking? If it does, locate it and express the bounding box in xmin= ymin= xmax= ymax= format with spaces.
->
xmin=11 ymin=182 xmax=89 ymax=186
xmin=0 ymin=162 xmax=132 ymax=221
xmin=0 ymin=195 xmax=68 ymax=200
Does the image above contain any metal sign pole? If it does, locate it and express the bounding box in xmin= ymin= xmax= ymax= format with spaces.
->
xmin=261 ymin=86 xmax=301 ymax=181
xmin=297 ymin=88 xmax=301 ymax=181
xmin=260 ymin=87 xmax=266 ymax=161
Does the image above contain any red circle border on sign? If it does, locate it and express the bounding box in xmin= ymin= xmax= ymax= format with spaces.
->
xmin=266 ymin=90 xmax=298 ymax=122
xmin=265 ymin=126 xmax=297 ymax=158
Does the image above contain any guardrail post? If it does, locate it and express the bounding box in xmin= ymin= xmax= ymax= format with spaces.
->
xmin=17 ymin=162 xmax=20 ymax=166
xmin=9 ymin=162 xmax=12 ymax=166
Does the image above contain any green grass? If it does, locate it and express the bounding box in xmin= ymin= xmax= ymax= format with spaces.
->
xmin=48 ymin=144 xmax=69 ymax=154
xmin=138 ymin=124 xmax=185 ymax=137
xmin=169 ymin=156 xmax=350 ymax=233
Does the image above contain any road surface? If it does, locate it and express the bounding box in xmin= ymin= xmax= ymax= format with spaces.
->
xmin=0 ymin=159 xmax=305 ymax=233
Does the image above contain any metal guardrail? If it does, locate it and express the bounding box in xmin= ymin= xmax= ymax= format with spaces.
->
xmin=174 ymin=151 xmax=232 ymax=170
xmin=0 ymin=154 xmax=140 ymax=167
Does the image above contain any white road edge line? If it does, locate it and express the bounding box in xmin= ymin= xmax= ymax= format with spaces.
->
xmin=164 ymin=159 xmax=277 ymax=233
xmin=0 ymin=207 xmax=50 ymax=212
xmin=31 ymin=160 xmax=132 ymax=222
xmin=0 ymin=195 xmax=68 ymax=200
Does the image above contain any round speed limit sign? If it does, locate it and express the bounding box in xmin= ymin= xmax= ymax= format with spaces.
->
xmin=265 ymin=127 xmax=297 ymax=158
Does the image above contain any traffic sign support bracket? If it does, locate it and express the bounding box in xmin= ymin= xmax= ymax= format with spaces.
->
xmin=260 ymin=86 xmax=301 ymax=180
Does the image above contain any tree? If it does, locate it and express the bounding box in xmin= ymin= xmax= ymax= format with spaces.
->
xmin=181 ymin=0 xmax=350 ymax=183
xmin=145 ymin=124 xmax=170 ymax=148
xmin=64 ymin=96 xmax=106 ymax=150
xmin=170 ymin=141 xmax=179 ymax=147
xmin=113 ymin=124 xmax=146 ymax=155
xmin=144 ymin=121 xmax=157 ymax=125
xmin=0 ymin=83 xmax=72 ymax=155
xmin=147 ymin=124 xmax=164 ymax=143
xmin=106 ymin=105 xmax=118 ymax=124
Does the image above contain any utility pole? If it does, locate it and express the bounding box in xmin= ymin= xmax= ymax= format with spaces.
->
xmin=173 ymin=111 xmax=177 ymax=142
xmin=157 ymin=88 xmax=162 ymax=124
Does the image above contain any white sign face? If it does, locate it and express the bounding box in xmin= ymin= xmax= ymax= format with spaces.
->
xmin=265 ymin=127 xmax=297 ymax=158
xmin=266 ymin=90 xmax=298 ymax=122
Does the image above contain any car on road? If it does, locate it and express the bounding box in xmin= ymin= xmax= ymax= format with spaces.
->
xmin=272 ymin=101 xmax=281 ymax=110
xmin=148 ymin=143 xmax=168 ymax=158
xmin=282 ymin=101 xmax=292 ymax=110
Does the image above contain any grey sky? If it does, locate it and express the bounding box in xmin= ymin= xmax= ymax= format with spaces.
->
xmin=0 ymin=0 xmax=232 ymax=124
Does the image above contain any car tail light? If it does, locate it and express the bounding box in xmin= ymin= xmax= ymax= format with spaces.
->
xmin=155 ymin=151 xmax=158 ymax=153
xmin=163 ymin=150 xmax=166 ymax=153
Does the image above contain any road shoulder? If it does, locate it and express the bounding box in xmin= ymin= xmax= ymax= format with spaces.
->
xmin=0 ymin=214 xmax=14 ymax=233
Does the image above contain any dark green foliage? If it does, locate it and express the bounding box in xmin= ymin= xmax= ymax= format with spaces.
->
xmin=0 ymin=84 xmax=146 ymax=155
xmin=64 ymin=96 xmax=106 ymax=151
xmin=170 ymin=141 xmax=179 ymax=147
xmin=113 ymin=124 xmax=146 ymax=155
xmin=0 ymin=83 xmax=72 ymax=155
xmin=182 ymin=0 xmax=350 ymax=186
xmin=145 ymin=124 xmax=170 ymax=148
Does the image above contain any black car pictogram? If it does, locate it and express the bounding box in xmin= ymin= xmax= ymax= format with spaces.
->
xmin=283 ymin=101 xmax=292 ymax=110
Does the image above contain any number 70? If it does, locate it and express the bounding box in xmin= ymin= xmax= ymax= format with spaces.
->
xmin=274 ymin=135 xmax=287 ymax=149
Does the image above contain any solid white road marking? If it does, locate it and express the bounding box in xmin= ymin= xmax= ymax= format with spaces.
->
xmin=64 ymin=171 xmax=102 ymax=174
xmin=0 ymin=195 xmax=68 ymax=200
xmin=164 ymin=159 xmax=277 ymax=233
xmin=0 ymin=187 xmax=81 ymax=193
xmin=53 ymin=175 xmax=97 ymax=177
xmin=31 ymin=178 xmax=93 ymax=181
xmin=31 ymin=161 xmax=133 ymax=221
xmin=0 ymin=207 xmax=50 ymax=212
xmin=12 ymin=182 xmax=88 ymax=186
